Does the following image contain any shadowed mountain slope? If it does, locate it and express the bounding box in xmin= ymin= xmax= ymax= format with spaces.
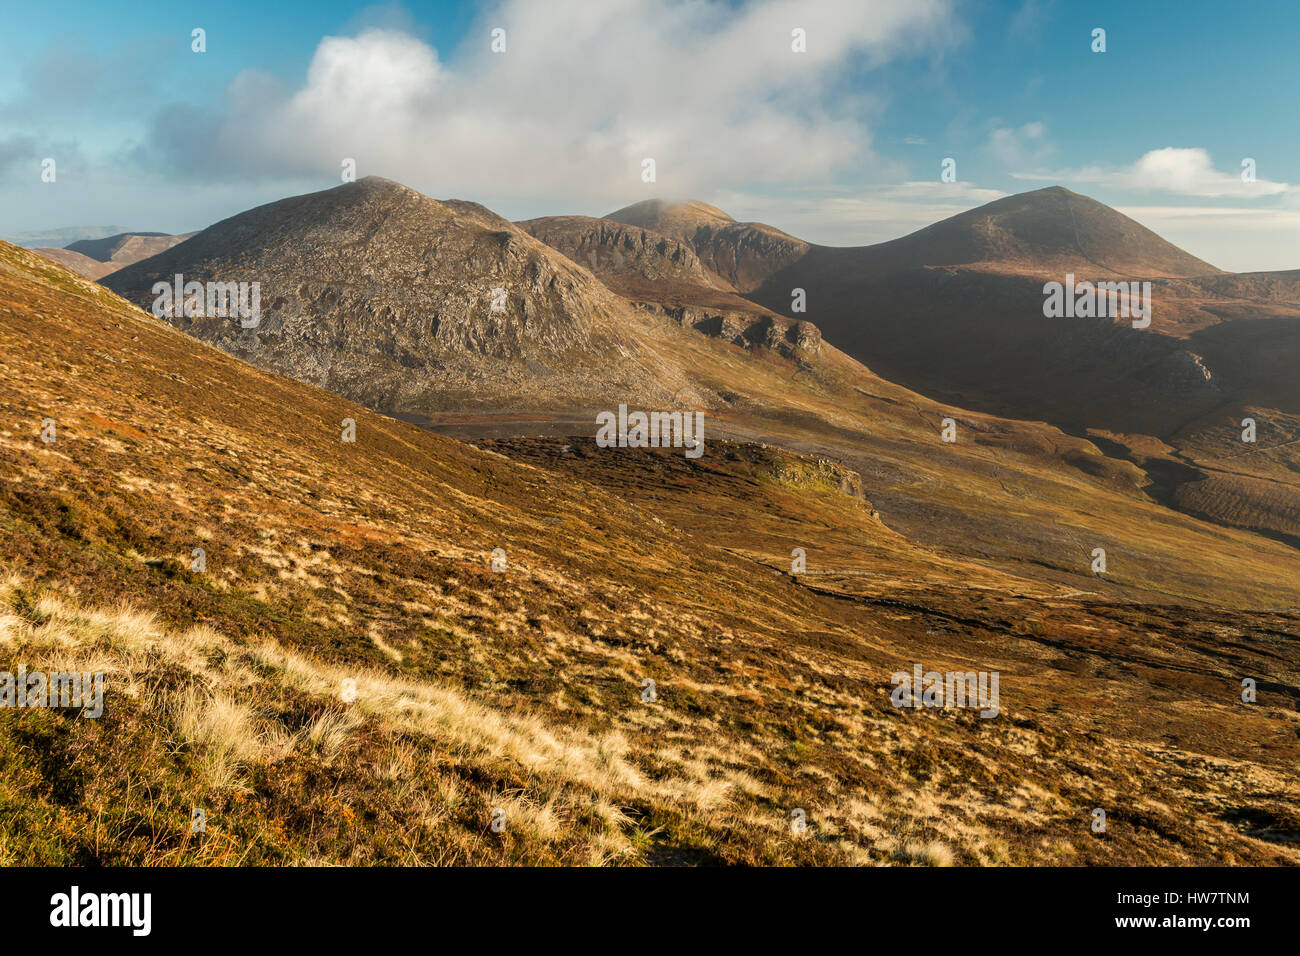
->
xmin=719 ymin=189 xmax=1298 ymax=440
xmin=554 ymin=188 xmax=1300 ymax=550
xmin=66 ymin=231 xmax=193 ymax=266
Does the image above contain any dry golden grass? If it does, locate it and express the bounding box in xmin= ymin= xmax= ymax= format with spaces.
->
xmin=0 ymin=575 xmax=794 ymax=865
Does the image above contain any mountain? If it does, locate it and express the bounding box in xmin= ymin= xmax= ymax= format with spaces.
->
xmin=104 ymin=177 xmax=691 ymax=414
xmin=66 ymin=230 xmax=194 ymax=266
xmin=34 ymin=231 xmax=194 ymax=280
xmin=629 ymin=188 xmax=1264 ymax=438
xmin=517 ymin=213 xmax=816 ymax=360
xmin=609 ymin=188 xmax=1219 ymax=290
xmin=102 ymin=178 xmax=1300 ymax=559
xmin=531 ymin=187 xmax=1300 ymax=549
xmin=517 ymin=215 xmax=724 ymax=292
xmin=822 ymin=186 xmax=1220 ymax=279
xmin=6 ymin=239 xmax=1300 ymax=864
xmin=605 ymin=198 xmax=810 ymax=292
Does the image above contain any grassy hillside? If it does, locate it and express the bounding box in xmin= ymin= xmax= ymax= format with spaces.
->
xmin=2 ymin=240 xmax=1297 ymax=865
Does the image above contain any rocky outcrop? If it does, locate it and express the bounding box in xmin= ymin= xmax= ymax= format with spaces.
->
xmin=603 ymin=199 xmax=810 ymax=292
xmin=517 ymin=216 xmax=726 ymax=292
xmin=1156 ymin=349 xmax=1217 ymax=393
xmin=635 ymin=301 xmax=821 ymax=359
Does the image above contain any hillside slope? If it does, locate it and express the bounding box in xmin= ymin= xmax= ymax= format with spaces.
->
xmin=30 ymin=247 xmax=119 ymax=280
xmin=5 ymin=240 xmax=1299 ymax=864
xmin=67 ymin=231 xmax=193 ymax=268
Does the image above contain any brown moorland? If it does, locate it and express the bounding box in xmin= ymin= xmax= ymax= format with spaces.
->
xmin=2 ymin=233 xmax=1298 ymax=864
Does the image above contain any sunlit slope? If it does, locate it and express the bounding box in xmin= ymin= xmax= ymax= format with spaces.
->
xmin=3 ymin=241 xmax=1297 ymax=864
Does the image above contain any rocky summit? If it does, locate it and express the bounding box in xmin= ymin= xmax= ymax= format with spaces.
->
xmin=105 ymin=178 xmax=674 ymax=414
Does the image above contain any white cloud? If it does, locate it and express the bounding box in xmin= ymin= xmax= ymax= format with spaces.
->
xmin=1122 ymin=147 xmax=1287 ymax=197
xmin=1013 ymin=147 xmax=1290 ymax=198
xmin=1120 ymin=205 xmax=1300 ymax=223
xmin=144 ymin=0 xmax=958 ymax=204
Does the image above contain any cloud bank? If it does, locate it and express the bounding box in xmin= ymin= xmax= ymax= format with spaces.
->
xmin=141 ymin=0 xmax=957 ymax=203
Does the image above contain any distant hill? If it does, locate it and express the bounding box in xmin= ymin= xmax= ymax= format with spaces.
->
xmin=600 ymin=188 xmax=1300 ymax=440
xmin=33 ymin=231 xmax=193 ymax=280
xmin=605 ymin=198 xmax=810 ymax=292
xmin=67 ymin=231 xmax=192 ymax=265
xmin=30 ymin=247 xmax=120 ymax=280
xmin=835 ymin=186 xmax=1222 ymax=279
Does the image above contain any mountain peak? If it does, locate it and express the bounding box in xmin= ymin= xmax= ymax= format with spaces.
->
xmin=867 ymin=185 xmax=1222 ymax=278
xmin=604 ymin=198 xmax=807 ymax=292
xmin=605 ymin=198 xmax=735 ymax=229
xmin=100 ymin=179 xmax=673 ymax=414
xmin=351 ymin=175 xmax=419 ymax=194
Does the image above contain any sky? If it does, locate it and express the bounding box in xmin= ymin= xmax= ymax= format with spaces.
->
xmin=2 ymin=0 xmax=1297 ymax=271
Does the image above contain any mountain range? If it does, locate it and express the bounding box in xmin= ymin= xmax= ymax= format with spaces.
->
xmin=5 ymin=177 xmax=1298 ymax=865
xmin=98 ymin=178 xmax=1300 ymax=554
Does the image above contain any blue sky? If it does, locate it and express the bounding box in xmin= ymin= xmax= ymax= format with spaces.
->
xmin=2 ymin=0 xmax=1297 ymax=270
